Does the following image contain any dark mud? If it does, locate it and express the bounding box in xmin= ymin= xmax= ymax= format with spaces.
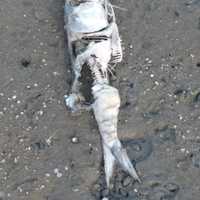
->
xmin=0 ymin=0 xmax=200 ymax=200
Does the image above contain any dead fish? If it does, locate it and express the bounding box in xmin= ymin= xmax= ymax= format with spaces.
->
xmin=64 ymin=0 xmax=140 ymax=193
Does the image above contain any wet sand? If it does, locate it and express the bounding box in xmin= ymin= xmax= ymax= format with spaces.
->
xmin=0 ymin=0 xmax=200 ymax=199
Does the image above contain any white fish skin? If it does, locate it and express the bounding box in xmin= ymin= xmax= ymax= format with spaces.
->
xmin=92 ymin=83 xmax=141 ymax=187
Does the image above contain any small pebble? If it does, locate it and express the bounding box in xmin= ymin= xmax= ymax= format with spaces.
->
xmin=40 ymin=185 xmax=45 ymax=189
xmin=17 ymin=187 xmax=23 ymax=193
xmin=190 ymin=54 xmax=195 ymax=58
xmin=38 ymin=110 xmax=43 ymax=116
xmin=26 ymin=85 xmax=31 ymax=89
xmin=54 ymin=168 xmax=59 ymax=173
xmin=19 ymin=138 xmax=24 ymax=143
xmin=12 ymin=95 xmax=17 ymax=100
xmin=53 ymin=71 xmax=60 ymax=76
xmin=54 ymin=168 xmax=62 ymax=178
xmin=45 ymin=173 xmax=50 ymax=177
xmin=43 ymin=102 xmax=47 ymax=108
xmin=178 ymin=115 xmax=183 ymax=120
xmin=180 ymin=148 xmax=186 ymax=153
xmin=57 ymin=172 xmax=62 ymax=178
xmin=134 ymin=188 xmax=138 ymax=193
xmin=72 ymin=188 xmax=79 ymax=192
xmin=71 ymin=137 xmax=79 ymax=144
xmin=14 ymin=157 xmax=19 ymax=163
xmin=42 ymin=59 xmax=46 ymax=63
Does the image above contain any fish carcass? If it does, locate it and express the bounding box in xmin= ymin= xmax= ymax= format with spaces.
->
xmin=64 ymin=0 xmax=140 ymax=188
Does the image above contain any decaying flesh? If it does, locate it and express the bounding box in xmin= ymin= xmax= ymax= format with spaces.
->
xmin=64 ymin=0 xmax=140 ymax=190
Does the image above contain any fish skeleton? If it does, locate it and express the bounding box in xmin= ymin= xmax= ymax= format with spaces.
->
xmin=64 ymin=0 xmax=140 ymax=192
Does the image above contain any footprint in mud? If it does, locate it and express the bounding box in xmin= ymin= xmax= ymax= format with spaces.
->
xmin=122 ymin=137 xmax=153 ymax=163
xmin=92 ymin=137 xmax=153 ymax=200
xmin=153 ymin=125 xmax=176 ymax=144
xmin=144 ymin=182 xmax=180 ymax=200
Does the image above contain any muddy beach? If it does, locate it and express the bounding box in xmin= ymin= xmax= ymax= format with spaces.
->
xmin=0 ymin=0 xmax=200 ymax=199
